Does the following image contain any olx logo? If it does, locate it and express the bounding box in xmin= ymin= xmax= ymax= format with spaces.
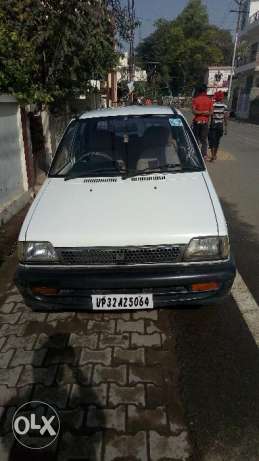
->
xmin=12 ymin=401 xmax=60 ymax=449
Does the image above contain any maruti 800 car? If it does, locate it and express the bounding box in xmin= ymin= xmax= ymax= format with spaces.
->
xmin=15 ymin=106 xmax=236 ymax=312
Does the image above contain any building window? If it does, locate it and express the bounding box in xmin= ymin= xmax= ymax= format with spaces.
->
xmin=241 ymin=0 xmax=250 ymax=30
xmin=245 ymin=75 xmax=254 ymax=93
xmin=250 ymin=43 xmax=258 ymax=62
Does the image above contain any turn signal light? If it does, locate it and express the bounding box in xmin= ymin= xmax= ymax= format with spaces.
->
xmin=191 ymin=282 xmax=220 ymax=292
xmin=31 ymin=287 xmax=59 ymax=296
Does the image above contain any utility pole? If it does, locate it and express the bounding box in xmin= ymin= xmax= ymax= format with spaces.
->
xmin=127 ymin=0 xmax=136 ymax=102
xmin=228 ymin=0 xmax=248 ymax=105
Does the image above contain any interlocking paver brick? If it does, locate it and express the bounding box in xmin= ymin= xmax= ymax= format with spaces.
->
xmin=59 ymin=408 xmax=84 ymax=430
xmin=44 ymin=347 xmax=80 ymax=366
xmin=2 ymin=334 xmax=36 ymax=352
xmin=0 ymin=434 xmax=14 ymax=461
xmin=80 ymin=348 xmax=112 ymax=366
xmin=0 ymin=407 xmax=5 ymax=419
xmin=0 ymin=385 xmax=33 ymax=406
xmin=92 ymin=365 xmax=127 ymax=385
xmin=57 ymin=432 xmax=103 ymax=461
xmin=170 ymin=422 xmax=186 ymax=435
xmin=47 ymin=312 xmax=76 ymax=322
xmin=0 ymin=324 xmax=26 ymax=337
xmin=133 ymin=311 xmax=158 ymax=321
xmin=99 ymin=333 xmax=130 ymax=348
xmin=113 ymin=347 xmax=145 ymax=365
xmin=104 ymin=431 xmax=147 ymax=461
xmin=0 ymin=338 xmax=6 ymax=352
xmin=57 ymin=364 xmax=92 ymax=385
xmin=128 ymin=406 xmax=167 ymax=432
xmin=146 ymin=385 xmax=167 ymax=408
xmin=0 ymin=303 xmax=14 ymax=314
xmin=129 ymin=366 xmax=163 ymax=386
xmin=0 ymin=406 xmax=16 ymax=434
xmin=69 ymin=333 xmax=98 ymax=349
xmin=146 ymin=349 xmax=171 ymax=365
xmin=0 ymin=367 xmax=22 ymax=387
xmin=0 ymin=350 xmax=14 ymax=368
xmin=35 ymin=333 xmax=69 ymax=350
xmin=12 ymin=303 xmax=29 ymax=313
xmin=88 ymin=320 xmax=116 ymax=334
xmin=149 ymin=430 xmax=191 ymax=461
xmin=11 ymin=348 xmax=47 ymax=367
xmin=70 ymin=383 xmax=107 ymax=408
xmin=103 ymin=313 xmax=130 ymax=320
xmin=87 ymin=405 xmax=126 ymax=431
xmin=117 ymin=319 xmax=145 ymax=334
xmin=77 ymin=312 xmax=103 ymax=321
xmin=146 ymin=320 xmax=163 ymax=334
xmin=4 ymin=295 xmax=22 ymax=303
xmin=18 ymin=365 xmax=57 ymax=386
xmin=33 ymin=384 xmax=71 ymax=409
xmin=109 ymin=383 xmax=145 ymax=407
xmin=131 ymin=333 xmax=161 ymax=348
xmin=0 ymin=312 xmax=22 ymax=325
xmin=17 ymin=312 xmax=47 ymax=324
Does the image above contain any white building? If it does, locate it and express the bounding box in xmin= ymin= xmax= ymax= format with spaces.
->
xmin=117 ymin=52 xmax=147 ymax=83
xmin=233 ymin=0 xmax=259 ymax=120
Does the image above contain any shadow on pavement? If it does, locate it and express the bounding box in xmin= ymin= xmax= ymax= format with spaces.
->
xmin=173 ymin=197 xmax=259 ymax=460
xmin=0 ymin=333 xmax=105 ymax=460
xmin=220 ymin=198 xmax=259 ymax=304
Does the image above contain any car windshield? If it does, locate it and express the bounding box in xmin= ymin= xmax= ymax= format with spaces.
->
xmin=49 ymin=115 xmax=203 ymax=178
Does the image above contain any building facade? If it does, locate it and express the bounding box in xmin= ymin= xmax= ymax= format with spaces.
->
xmin=233 ymin=0 xmax=259 ymax=120
xmin=0 ymin=95 xmax=31 ymax=225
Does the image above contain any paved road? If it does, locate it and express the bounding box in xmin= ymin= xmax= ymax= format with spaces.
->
xmin=207 ymin=119 xmax=259 ymax=304
xmin=178 ymin=113 xmax=259 ymax=461
xmin=0 ymin=116 xmax=258 ymax=460
xmin=0 ymin=281 xmax=191 ymax=461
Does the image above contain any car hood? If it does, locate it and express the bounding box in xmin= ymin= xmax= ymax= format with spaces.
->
xmin=23 ymin=173 xmax=218 ymax=247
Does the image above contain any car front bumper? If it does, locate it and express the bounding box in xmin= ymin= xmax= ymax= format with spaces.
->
xmin=14 ymin=258 xmax=236 ymax=312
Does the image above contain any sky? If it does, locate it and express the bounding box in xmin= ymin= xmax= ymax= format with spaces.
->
xmin=122 ymin=0 xmax=237 ymax=43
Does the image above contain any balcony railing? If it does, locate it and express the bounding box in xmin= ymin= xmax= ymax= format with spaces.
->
xmin=250 ymin=10 xmax=259 ymax=25
xmin=236 ymin=51 xmax=259 ymax=68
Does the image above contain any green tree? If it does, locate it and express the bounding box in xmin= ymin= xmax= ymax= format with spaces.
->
xmin=137 ymin=0 xmax=233 ymax=96
xmin=0 ymin=0 xmax=129 ymax=104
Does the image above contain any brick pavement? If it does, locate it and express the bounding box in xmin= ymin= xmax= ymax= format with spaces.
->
xmin=0 ymin=286 xmax=192 ymax=461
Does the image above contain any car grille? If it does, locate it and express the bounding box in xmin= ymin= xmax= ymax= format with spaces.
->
xmin=56 ymin=245 xmax=185 ymax=266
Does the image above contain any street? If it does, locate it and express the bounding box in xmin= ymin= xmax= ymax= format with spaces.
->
xmin=0 ymin=116 xmax=259 ymax=460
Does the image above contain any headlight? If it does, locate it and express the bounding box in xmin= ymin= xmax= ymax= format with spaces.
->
xmin=184 ymin=236 xmax=229 ymax=261
xmin=18 ymin=242 xmax=58 ymax=263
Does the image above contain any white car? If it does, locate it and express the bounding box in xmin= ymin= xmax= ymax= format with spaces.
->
xmin=15 ymin=106 xmax=236 ymax=311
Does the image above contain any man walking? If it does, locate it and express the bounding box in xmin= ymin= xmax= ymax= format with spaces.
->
xmin=192 ymin=84 xmax=213 ymax=159
xmin=208 ymin=91 xmax=228 ymax=162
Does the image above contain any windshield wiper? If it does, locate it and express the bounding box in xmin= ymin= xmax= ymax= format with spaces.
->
xmin=122 ymin=163 xmax=183 ymax=180
xmin=64 ymin=167 xmax=126 ymax=181
xmin=122 ymin=163 xmax=203 ymax=180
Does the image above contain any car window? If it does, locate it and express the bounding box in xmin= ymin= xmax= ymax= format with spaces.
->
xmin=50 ymin=121 xmax=78 ymax=175
xmin=49 ymin=115 xmax=203 ymax=177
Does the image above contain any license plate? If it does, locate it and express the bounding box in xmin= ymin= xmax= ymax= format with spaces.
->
xmin=91 ymin=294 xmax=154 ymax=310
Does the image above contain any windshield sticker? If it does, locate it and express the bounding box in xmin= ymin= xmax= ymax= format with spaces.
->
xmin=169 ymin=118 xmax=183 ymax=127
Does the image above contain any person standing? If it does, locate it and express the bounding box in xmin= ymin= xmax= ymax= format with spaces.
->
xmin=208 ymin=91 xmax=228 ymax=162
xmin=192 ymin=84 xmax=213 ymax=159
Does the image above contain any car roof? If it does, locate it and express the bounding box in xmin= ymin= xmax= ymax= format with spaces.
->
xmin=79 ymin=105 xmax=179 ymax=119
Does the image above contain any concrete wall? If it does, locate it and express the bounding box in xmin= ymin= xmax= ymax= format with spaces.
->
xmin=0 ymin=95 xmax=30 ymax=225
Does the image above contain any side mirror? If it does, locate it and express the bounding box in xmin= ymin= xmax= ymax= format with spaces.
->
xmin=39 ymin=152 xmax=52 ymax=174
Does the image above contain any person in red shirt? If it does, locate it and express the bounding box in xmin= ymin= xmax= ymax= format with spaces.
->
xmin=192 ymin=84 xmax=213 ymax=159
